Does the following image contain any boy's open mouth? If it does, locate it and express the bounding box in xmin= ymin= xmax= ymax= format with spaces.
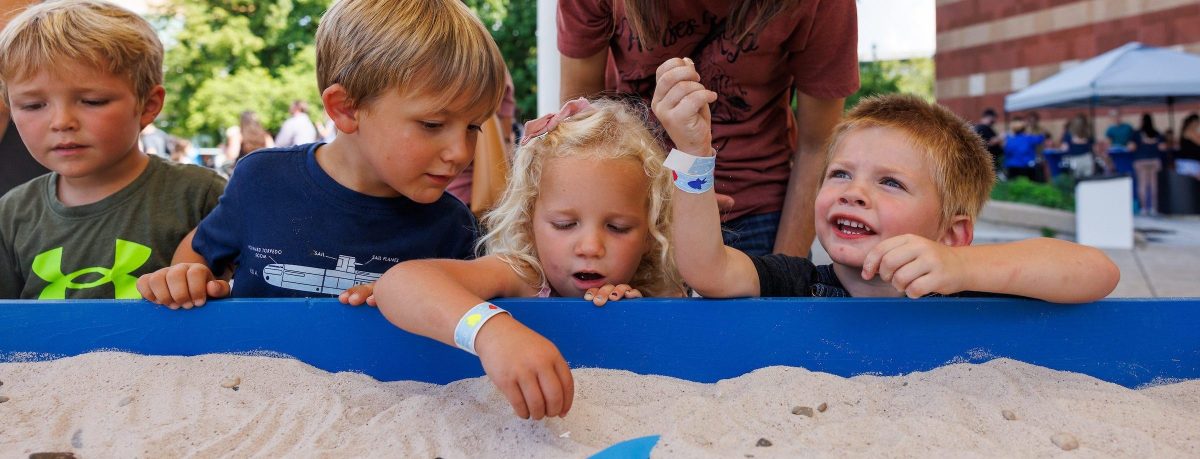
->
xmin=835 ymin=217 xmax=875 ymax=236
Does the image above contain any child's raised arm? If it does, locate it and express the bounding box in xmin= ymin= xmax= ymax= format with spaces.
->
xmin=862 ymin=235 xmax=1120 ymax=303
xmin=652 ymin=58 xmax=760 ymax=298
xmin=372 ymin=256 xmax=574 ymax=420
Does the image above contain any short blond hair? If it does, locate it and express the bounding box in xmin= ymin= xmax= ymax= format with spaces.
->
xmin=481 ymin=99 xmax=683 ymax=297
xmin=824 ymin=94 xmax=995 ymax=229
xmin=316 ymin=0 xmax=505 ymax=117
xmin=0 ymin=0 xmax=162 ymax=103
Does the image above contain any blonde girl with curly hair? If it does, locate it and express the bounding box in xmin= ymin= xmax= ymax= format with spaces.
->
xmin=366 ymin=98 xmax=683 ymax=421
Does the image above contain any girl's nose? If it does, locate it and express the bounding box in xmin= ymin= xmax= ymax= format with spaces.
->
xmin=574 ymin=228 xmax=606 ymax=258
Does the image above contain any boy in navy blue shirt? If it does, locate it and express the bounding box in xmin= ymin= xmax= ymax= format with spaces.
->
xmin=137 ymin=0 xmax=507 ymax=307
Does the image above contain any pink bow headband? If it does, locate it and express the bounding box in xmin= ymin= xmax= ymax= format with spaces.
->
xmin=520 ymin=98 xmax=593 ymax=146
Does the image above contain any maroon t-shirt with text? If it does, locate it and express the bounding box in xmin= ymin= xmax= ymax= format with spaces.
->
xmin=558 ymin=0 xmax=859 ymax=220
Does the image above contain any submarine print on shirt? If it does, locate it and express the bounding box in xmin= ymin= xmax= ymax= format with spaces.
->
xmin=262 ymin=255 xmax=381 ymax=295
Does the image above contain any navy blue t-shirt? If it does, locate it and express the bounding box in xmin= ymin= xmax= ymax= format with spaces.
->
xmin=1131 ymin=131 xmax=1163 ymax=161
xmin=193 ymin=143 xmax=477 ymax=298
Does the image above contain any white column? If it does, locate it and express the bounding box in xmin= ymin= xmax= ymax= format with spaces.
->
xmin=536 ymin=0 xmax=560 ymax=116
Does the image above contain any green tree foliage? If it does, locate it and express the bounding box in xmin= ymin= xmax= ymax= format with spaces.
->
xmin=154 ymin=0 xmax=328 ymax=143
xmin=463 ymin=0 xmax=538 ymax=120
xmin=845 ymin=58 xmax=934 ymax=109
xmin=892 ymin=58 xmax=934 ymax=101
xmin=845 ymin=60 xmax=900 ymax=110
xmin=156 ymin=0 xmax=538 ymax=144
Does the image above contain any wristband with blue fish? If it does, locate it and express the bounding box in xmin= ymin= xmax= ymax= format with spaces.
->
xmin=664 ymin=148 xmax=716 ymax=194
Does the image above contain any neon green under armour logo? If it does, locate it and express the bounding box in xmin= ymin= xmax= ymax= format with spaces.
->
xmin=31 ymin=239 xmax=152 ymax=299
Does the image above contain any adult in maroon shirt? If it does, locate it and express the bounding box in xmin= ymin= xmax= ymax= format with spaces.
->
xmin=558 ymin=0 xmax=859 ymax=257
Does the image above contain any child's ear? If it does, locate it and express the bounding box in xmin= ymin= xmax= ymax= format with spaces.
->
xmin=939 ymin=215 xmax=974 ymax=247
xmin=138 ymin=85 xmax=165 ymax=128
xmin=321 ymin=84 xmax=359 ymax=134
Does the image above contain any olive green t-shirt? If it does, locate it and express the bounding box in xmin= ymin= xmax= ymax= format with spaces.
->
xmin=0 ymin=156 xmax=226 ymax=299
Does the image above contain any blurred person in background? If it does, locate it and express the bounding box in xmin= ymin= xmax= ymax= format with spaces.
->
xmin=139 ymin=122 xmax=172 ymax=160
xmin=274 ymin=99 xmax=318 ymax=147
xmin=1004 ymin=116 xmax=1045 ymax=181
xmin=1175 ymin=113 xmax=1200 ymax=179
xmin=170 ymin=137 xmax=195 ymax=165
xmin=973 ymin=107 xmax=1003 ymax=176
xmin=222 ymin=110 xmax=275 ymax=174
xmin=1130 ymin=113 xmax=1166 ymax=216
xmin=1105 ymin=108 xmax=1135 ymax=153
xmin=1061 ymin=113 xmax=1097 ymax=177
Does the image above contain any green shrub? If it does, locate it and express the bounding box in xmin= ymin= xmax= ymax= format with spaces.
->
xmin=991 ymin=176 xmax=1075 ymax=211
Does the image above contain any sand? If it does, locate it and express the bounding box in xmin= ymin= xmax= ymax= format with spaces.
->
xmin=1 ymin=352 xmax=1198 ymax=457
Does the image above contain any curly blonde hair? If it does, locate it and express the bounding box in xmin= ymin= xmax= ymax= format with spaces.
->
xmin=480 ymin=99 xmax=682 ymax=297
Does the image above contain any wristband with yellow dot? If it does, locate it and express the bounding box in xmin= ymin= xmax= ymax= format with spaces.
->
xmin=453 ymin=302 xmax=510 ymax=355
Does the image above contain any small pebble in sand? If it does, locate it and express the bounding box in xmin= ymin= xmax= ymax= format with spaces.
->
xmin=559 ymin=431 xmax=570 ymax=439
xmin=220 ymin=377 xmax=241 ymax=390
xmin=118 ymin=396 xmax=134 ymax=407
xmin=756 ymin=438 xmax=772 ymax=447
xmin=1002 ymin=410 xmax=1017 ymax=420
xmin=791 ymin=406 xmax=814 ymax=417
xmin=1051 ymin=432 xmax=1080 ymax=451
xmin=29 ymin=453 xmax=76 ymax=459
xmin=817 ymin=402 xmax=828 ymax=413
xmin=71 ymin=429 xmax=83 ymax=448
xmin=0 ymin=395 xmax=9 ymax=403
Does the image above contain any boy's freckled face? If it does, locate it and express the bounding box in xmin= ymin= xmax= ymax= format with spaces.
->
xmin=814 ymin=126 xmax=944 ymax=268
xmin=352 ymin=89 xmax=486 ymax=203
xmin=532 ymin=156 xmax=652 ymax=298
xmin=6 ymin=61 xmax=150 ymax=179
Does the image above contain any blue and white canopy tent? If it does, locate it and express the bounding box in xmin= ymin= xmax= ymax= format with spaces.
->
xmin=1005 ymin=42 xmax=1200 ymax=130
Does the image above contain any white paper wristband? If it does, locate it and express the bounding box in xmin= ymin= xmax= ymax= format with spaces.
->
xmin=664 ymin=148 xmax=716 ymax=194
xmin=452 ymin=302 xmax=510 ymax=355
xmin=664 ymin=148 xmax=716 ymax=174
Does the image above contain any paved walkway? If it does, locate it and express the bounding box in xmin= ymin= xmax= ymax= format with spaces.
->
xmin=809 ymin=208 xmax=1200 ymax=298
xmin=1102 ymin=215 xmax=1200 ymax=298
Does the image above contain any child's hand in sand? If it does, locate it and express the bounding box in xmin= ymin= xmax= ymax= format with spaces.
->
xmin=136 ymin=263 xmax=230 ymax=309
xmin=338 ymin=283 xmax=377 ymax=306
xmin=860 ymin=234 xmax=968 ymax=298
xmin=474 ymin=315 xmax=574 ymax=420
xmin=652 ymin=57 xmax=717 ymax=155
xmin=583 ymin=284 xmax=643 ymax=306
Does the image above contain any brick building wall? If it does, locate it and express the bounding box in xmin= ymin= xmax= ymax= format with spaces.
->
xmin=935 ymin=0 xmax=1200 ymax=139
